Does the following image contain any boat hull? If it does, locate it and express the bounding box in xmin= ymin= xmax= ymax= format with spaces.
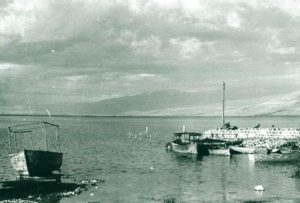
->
xmin=208 ymin=148 xmax=230 ymax=156
xmin=10 ymin=150 xmax=63 ymax=177
xmin=248 ymin=150 xmax=300 ymax=163
xmin=229 ymin=146 xmax=255 ymax=154
xmin=171 ymin=142 xmax=198 ymax=154
xmin=197 ymin=142 xmax=230 ymax=156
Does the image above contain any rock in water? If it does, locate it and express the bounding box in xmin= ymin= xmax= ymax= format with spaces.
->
xmin=254 ymin=185 xmax=265 ymax=191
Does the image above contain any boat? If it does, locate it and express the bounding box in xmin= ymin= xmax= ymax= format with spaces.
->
xmin=166 ymin=132 xmax=233 ymax=156
xmin=208 ymin=148 xmax=230 ymax=156
xmin=229 ymin=146 xmax=255 ymax=154
xmin=248 ymin=149 xmax=300 ymax=163
xmin=203 ymin=82 xmax=300 ymax=153
xmin=166 ymin=132 xmax=201 ymax=154
xmin=8 ymin=122 xmax=63 ymax=182
xmin=197 ymin=139 xmax=231 ymax=156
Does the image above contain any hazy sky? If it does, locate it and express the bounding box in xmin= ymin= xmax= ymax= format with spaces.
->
xmin=0 ymin=0 xmax=299 ymax=112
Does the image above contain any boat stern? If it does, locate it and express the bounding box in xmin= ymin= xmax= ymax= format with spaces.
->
xmin=9 ymin=151 xmax=29 ymax=176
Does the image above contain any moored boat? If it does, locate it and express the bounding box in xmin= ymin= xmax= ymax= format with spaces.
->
xmin=8 ymin=122 xmax=63 ymax=181
xmin=208 ymin=148 xmax=230 ymax=156
xmin=204 ymin=82 xmax=300 ymax=157
xmin=196 ymin=139 xmax=231 ymax=156
xmin=166 ymin=131 xmax=235 ymax=156
xmin=166 ymin=132 xmax=201 ymax=154
xmin=229 ymin=146 xmax=255 ymax=154
xmin=170 ymin=142 xmax=198 ymax=154
xmin=248 ymin=149 xmax=300 ymax=163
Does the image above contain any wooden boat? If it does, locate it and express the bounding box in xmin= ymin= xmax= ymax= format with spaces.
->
xmin=197 ymin=141 xmax=231 ymax=156
xmin=203 ymin=83 xmax=300 ymax=153
xmin=166 ymin=132 xmax=201 ymax=154
xmin=170 ymin=142 xmax=198 ymax=154
xmin=208 ymin=148 xmax=230 ymax=156
xmin=8 ymin=122 xmax=63 ymax=181
xmin=10 ymin=150 xmax=63 ymax=177
xmin=229 ymin=146 xmax=255 ymax=154
xmin=248 ymin=149 xmax=300 ymax=163
xmin=166 ymin=131 xmax=236 ymax=156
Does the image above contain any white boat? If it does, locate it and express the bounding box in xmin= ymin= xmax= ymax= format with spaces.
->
xmin=170 ymin=142 xmax=198 ymax=154
xmin=229 ymin=146 xmax=255 ymax=154
xmin=166 ymin=132 xmax=202 ymax=155
xmin=208 ymin=148 xmax=230 ymax=156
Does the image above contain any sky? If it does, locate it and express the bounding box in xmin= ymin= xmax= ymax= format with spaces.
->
xmin=0 ymin=0 xmax=299 ymax=114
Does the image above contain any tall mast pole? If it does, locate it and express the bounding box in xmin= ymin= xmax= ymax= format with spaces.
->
xmin=222 ymin=81 xmax=225 ymax=128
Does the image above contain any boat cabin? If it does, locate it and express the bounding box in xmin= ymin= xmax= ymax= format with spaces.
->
xmin=172 ymin=132 xmax=202 ymax=144
xmin=7 ymin=122 xmax=63 ymax=179
xmin=8 ymin=122 xmax=61 ymax=153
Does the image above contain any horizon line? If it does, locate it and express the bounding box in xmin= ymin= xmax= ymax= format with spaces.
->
xmin=0 ymin=113 xmax=299 ymax=118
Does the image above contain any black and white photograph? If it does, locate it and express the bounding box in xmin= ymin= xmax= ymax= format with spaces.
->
xmin=0 ymin=0 xmax=300 ymax=202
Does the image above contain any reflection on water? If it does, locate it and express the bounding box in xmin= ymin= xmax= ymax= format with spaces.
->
xmin=0 ymin=116 xmax=300 ymax=202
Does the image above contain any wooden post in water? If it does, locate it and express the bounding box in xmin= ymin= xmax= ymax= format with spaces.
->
xmin=8 ymin=128 xmax=11 ymax=153
xmin=222 ymin=82 xmax=225 ymax=128
xmin=145 ymin=126 xmax=148 ymax=137
xmin=44 ymin=123 xmax=49 ymax=151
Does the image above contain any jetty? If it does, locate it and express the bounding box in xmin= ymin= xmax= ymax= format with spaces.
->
xmin=203 ymin=82 xmax=300 ymax=149
xmin=203 ymin=128 xmax=300 ymax=140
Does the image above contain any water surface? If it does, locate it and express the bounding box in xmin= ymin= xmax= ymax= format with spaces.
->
xmin=0 ymin=116 xmax=300 ymax=202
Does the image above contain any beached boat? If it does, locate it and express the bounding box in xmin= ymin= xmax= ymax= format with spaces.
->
xmin=8 ymin=122 xmax=63 ymax=181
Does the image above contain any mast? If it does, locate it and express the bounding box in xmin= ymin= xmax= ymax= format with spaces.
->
xmin=222 ymin=81 xmax=225 ymax=128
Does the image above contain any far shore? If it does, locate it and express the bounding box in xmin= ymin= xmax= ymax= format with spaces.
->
xmin=0 ymin=114 xmax=299 ymax=118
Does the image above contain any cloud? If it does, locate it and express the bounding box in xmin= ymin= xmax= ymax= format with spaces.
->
xmin=0 ymin=0 xmax=300 ymax=114
xmin=267 ymin=45 xmax=296 ymax=55
xmin=1 ymin=0 xmax=299 ymax=66
xmin=130 ymin=35 xmax=162 ymax=57
xmin=169 ymin=37 xmax=203 ymax=59
xmin=226 ymin=12 xmax=241 ymax=28
xmin=124 ymin=73 xmax=166 ymax=81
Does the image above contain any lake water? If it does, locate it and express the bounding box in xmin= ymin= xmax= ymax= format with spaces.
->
xmin=1 ymin=116 xmax=300 ymax=202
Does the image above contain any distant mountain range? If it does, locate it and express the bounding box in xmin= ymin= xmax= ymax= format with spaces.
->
xmin=1 ymin=90 xmax=300 ymax=116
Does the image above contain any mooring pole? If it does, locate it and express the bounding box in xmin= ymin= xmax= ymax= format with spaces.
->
xmin=44 ymin=123 xmax=49 ymax=151
xmin=222 ymin=81 xmax=225 ymax=128
xmin=8 ymin=128 xmax=11 ymax=153
xmin=145 ymin=126 xmax=148 ymax=137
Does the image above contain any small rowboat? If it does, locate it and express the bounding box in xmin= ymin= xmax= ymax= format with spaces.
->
xmin=197 ymin=142 xmax=231 ymax=156
xmin=229 ymin=146 xmax=255 ymax=154
xmin=208 ymin=148 xmax=230 ymax=156
xmin=249 ymin=149 xmax=300 ymax=163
